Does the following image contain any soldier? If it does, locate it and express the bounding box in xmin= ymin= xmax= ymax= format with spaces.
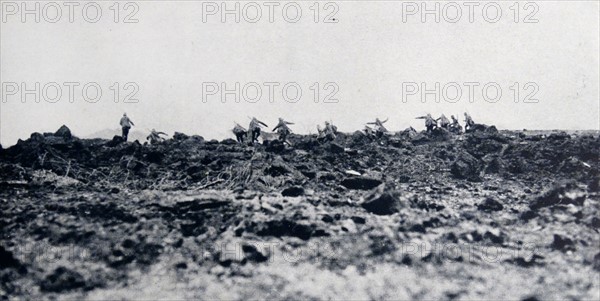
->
xmin=318 ymin=121 xmax=337 ymax=142
xmin=464 ymin=112 xmax=475 ymax=130
xmin=232 ymin=123 xmax=247 ymax=143
xmin=324 ymin=121 xmax=337 ymax=140
xmin=449 ymin=115 xmax=463 ymax=133
xmin=248 ymin=117 xmax=268 ymax=143
xmin=367 ymin=118 xmax=388 ymax=138
xmin=146 ymin=129 xmax=167 ymax=144
xmin=272 ymin=118 xmax=294 ymax=143
xmin=437 ymin=114 xmax=450 ymax=129
xmin=416 ymin=114 xmax=437 ymax=132
xmin=233 ymin=123 xmax=247 ymax=143
xmin=120 ymin=113 xmax=135 ymax=141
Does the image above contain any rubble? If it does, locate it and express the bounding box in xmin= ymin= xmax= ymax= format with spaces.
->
xmin=0 ymin=126 xmax=598 ymax=299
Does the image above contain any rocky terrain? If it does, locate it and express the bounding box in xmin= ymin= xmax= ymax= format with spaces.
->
xmin=0 ymin=125 xmax=599 ymax=300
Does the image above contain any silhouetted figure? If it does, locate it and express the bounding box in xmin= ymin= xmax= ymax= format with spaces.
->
xmin=416 ymin=114 xmax=437 ymax=132
xmin=464 ymin=113 xmax=475 ymax=131
xmin=232 ymin=123 xmax=247 ymax=144
xmin=318 ymin=121 xmax=338 ymax=142
xmin=449 ymin=115 xmax=463 ymax=133
xmin=248 ymin=117 xmax=268 ymax=144
xmin=437 ymin=114 xmax=450 ymax=129
xmin=367 ymin=118 xmax=388 ymax=138
xmin=273 ymin=118 xmax=294 ymax=143
xmin=120 ymin=113 xmax=135 ymax=141
xmin=147 ymin=129 xmax=167 ymax=144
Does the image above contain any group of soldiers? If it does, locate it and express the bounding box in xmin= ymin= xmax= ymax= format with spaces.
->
xmin=233 ymin=118 xmax=340 ymax=146
xmin=363 ymin=113 xmax=475 ymax=138
xmin=415 ymin=112 xmax=475 ymax=133
xmin=119 ymin=113 xmax=167 ymax=144
xmin=118 ymin=112 xmax=476 ymax=145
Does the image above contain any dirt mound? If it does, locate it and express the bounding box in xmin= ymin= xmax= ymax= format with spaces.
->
xmin=0 ymin=127 xmax=598 ymax=299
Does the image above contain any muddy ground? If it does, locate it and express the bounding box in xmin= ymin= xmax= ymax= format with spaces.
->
xmin=1 ymin=126 xmax=599 ymax=300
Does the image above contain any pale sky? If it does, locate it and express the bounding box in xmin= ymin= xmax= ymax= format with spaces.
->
xmin=1 ymin=1 xmax=599 ymax=145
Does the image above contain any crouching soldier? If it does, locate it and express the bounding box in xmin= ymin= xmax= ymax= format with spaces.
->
xmin=232 ymin=123 xmax=247 ymax=143
xmin=273 ymin=118 xmax=294 ymax=144
xmin=120 ymin=113 xmax=135 ymax=141
xmin=147 ymin=129 xmax=167 ymax=144
xmin=367 ymin=118 xmax=388 ymax=138
xmin=449 ymin=115 xmax=463 ymax=133
xmin=318 ymin=121 xmax=338 ymax=142
xmin=248 ymin=117 xmax=268 ymax=144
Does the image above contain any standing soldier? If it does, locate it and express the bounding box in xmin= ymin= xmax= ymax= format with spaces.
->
xmin=232 ymin=123 xmax=247 ymax=144
xmin=437 ymin=114 xmax=450 ymax=129
xmin=416 ymin=114 xmax=437 ymax=132
xmin=120 ymin=113 xmax=135 ymax=141
xmin=367 ymin=118 xmax=388 ymax=138
xmin=248 ymin=117 xmax=268 ymax=144
xmin=272 ymin=118 xmax=294 ymax=143
xmin=464 ymin=112 xmax=475 ymax=131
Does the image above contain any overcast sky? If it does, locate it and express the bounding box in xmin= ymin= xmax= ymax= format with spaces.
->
xmin=1 ymin=1 xmax=598 ymax=145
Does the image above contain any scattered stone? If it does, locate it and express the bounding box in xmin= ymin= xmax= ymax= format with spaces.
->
xmin=0 ymin=246 xmax=21 ymax=269
xmin=40 ymin=267 xmax=86 ymax=292
xmin=266 ymin=140 xmax=285 ymax=153
xmin=329 ymin=142 xmax=345 ymax=154
xmin=345 ymin=170 xmax=361 ymax=176
xmin=341 ymin=177 xmax=382 ymax=190
xmin=550 ymin=234 xmax=576 ymax=252
xmin=145 ymin=150 xmax=164 ymax=164
xmin=351 ymin=216 xmax=366 ymax=224
xmin=478 ymin=197 xmax=504 ymax=212
xmin=264 ymin=158 xmax=293 ymax=176
xmin=450 ymin=151 xmax=481 ymax=181
xmin=281 ymin=186 xmax=305 ymax=197
xmin=106 ymin=135 xmax=125 ymax=147
xmin=321 ymin=214 xmax=334 ymax=223
xmin=593 ymin=253 xmax=600 ymax=271
xmin=361 ymin=184 xmax=404 ymax=215
xmin=173 ymin=132 xmax=189 ymax=141
xmin=242 ymin=244 xmax=269 ymax=263
xmin=530 ymin=182 xmax=586 ymax=210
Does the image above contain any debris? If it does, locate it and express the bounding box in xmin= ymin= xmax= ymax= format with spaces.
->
xmin=361 ymin=184 xmax=404 ymax=215
xmin=281 ymin=186 xmax=305 ymax=197
xmin=340 ymin=177 xmax=382 ymax=190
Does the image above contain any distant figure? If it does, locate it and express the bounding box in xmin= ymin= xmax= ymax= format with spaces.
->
xmin=416 ymin=114 xmax=437 ymax=132
xmin=367 ymin=118 xmax=388 ymax=138
xmin=146 ymin=129 xmax=167 ymax=144
xmin=273 ymin=118 xmax=294 ymax=143
xmin=464 ymin=113 xmax=475 ymax=130
xmin=248 ymin=117 xmax=268 ymax=144
xmin=437 ymin=114 xmax=450 ymax=129
xmin=232 ymin=123 xmax=247 ymax=144
xmin=317 ymin=121 xmax=337 ymax=142
xmin=120 ymin=113 xmax=135 ymax=141
xmin=449 ymin=115 xmax=463 ymax=133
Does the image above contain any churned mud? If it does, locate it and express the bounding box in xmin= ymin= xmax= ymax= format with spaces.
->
xmin=1 ymin=126 xmax=599 ymax=300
